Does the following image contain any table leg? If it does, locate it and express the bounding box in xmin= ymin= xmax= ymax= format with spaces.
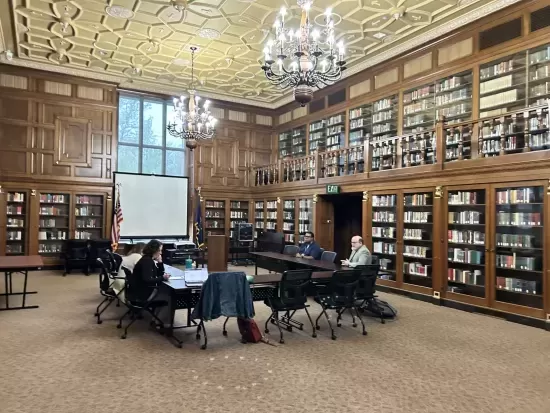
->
xmin=4 ymin=271 xmax=10 ymax=309
xmin=22 ymin=270 xmax=28 ymax=308
xmin=255 ymin=261 xmax=258 ymax=276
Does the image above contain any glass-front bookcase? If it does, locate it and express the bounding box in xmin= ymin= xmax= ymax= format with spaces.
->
xmin=282 ymin=199 xmax=295 ymax=244
xmin=204 ymin=200 xmax=225 ymax=237
xmin=6 ymin=191 xmax=27 ymax=255
xmin=229 ymin=200 xmax=249 ymax=241
xmin=265 ymin=200 xmax=278 ymax=233
xmin=38 ymin=192 xmax=70 ymax=256
xmin=74 ymin=194 xmax=104 ymax=240
xmin=372 ymin=194 xmax=397 ymax=281
xmin=254 ymin=201 xmax=265 ymax=239
xmin=298 ymin=198 xmax=313 ymax=244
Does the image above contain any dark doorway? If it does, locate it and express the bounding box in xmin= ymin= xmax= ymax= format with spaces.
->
xmin=322 ymin=192 xmax=363 ymax=262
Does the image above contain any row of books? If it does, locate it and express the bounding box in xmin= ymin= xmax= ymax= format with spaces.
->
xmin=404 ymin=211 xmax=431 ymax=223
xmin=448 ymin=268 xmax=484 ymax=286
xmin=373 ymin=211 xmax=396 ymax=223
xmin=496 ymin=277 xmax=538 ymax=295
xmin=448 ymin=248 xmax=484 ymax=265
xmin=404 ymin=262 xmax=430 ymax=277
xmin=496 ymin=188 xmax=540 ymax=204
xmin=496 ymin=212 xmax=542 ymax=226
xmin=373 ymin=242 xmax=396 ymax=255
xmin=404 ymin=193 xmax=431 ymax=206
xmin=449 ymin=191 xmax=481 ymax=205
xmin=373 ymin=226 xmax=396 ymax=238
xmin=403 ymin=246 xmax=431 ymax=258
xmin=496 ymin=254 xmax=538 ymax=271
xmin=449 ymin=211 xmax=482 ymax=225
xmin=373 ymin=195 xmax=397 ymax=207
xmin=448 ymin=229 xmax=485 ymax=245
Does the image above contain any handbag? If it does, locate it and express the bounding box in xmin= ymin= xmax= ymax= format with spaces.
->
xmin=237 ymin=317 xmax=263 ymax=343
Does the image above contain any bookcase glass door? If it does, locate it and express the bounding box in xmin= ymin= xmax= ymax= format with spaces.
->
xmin=254 ymin=201 xmax=264 ymax=239
xmin=282 ymin=199 xmax=295 ymax=245
xmin=372 ymin=193 xmax=398 ymax=281
xmin=493 ymin=185 xmax=544 ymax=309
xmin=229 ymin=200 xmax=249 ymax=241
xmin=6 ymin=191 xmax=27 ymax=255
xmin=75 ymin=194 xmax=104 ymax=240
xmin=265 ymin=200 xmax=278 ymax=233
xmin=403 ymin=192 xmax=433 ymax=288
xmin=204 ymin=200 xmax=225 ymax=237
xmin=446 ymin=188 xmax=486 ymax=298
xmin=39 ymin=192 xmax=70 ymax=256
xmin=298 ymin=198 xmax=313 ymax=244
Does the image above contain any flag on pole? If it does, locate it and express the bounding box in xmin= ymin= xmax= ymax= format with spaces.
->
xmin=111 ymin=186 xmax=123 ymax=251
xmin=194 ymin=200 xmax=204 ymax=248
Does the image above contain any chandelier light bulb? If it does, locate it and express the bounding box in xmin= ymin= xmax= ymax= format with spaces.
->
xmin=280 ymin=6 xmax=286 ymax=16
xmin=325 ymin=8 xmax=332 ymax=17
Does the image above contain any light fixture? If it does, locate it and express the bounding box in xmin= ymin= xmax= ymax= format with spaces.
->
xmin=172 ymin=0 xmax=187 ymax=12
xmin=261 ymin=1 xmax=346 ymax=106
xmin=167 ymin=46 xmax=216 ymax=150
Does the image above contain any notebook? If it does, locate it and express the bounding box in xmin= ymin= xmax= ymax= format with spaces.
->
xmin=184 ymin=268 xmax=209 ymax=286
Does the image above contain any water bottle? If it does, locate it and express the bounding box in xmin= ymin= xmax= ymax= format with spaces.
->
xmin=185 ymin=257 xmax=193 ymax=269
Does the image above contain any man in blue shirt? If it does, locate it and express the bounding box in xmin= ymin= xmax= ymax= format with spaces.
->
xmin=296 ymin=231 xmax=322 ymax=260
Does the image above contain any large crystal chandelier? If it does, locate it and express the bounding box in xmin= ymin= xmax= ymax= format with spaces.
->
xmin=261 ymin=0 xmax=346 ymax=106
xmin=167 ymin=46 xmax=216 ymax=148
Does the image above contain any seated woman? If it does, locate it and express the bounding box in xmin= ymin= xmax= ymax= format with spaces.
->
xmin=129 ymin=240 xmax=170 ymax=304
xmin=112 ymin=243 xmax=145 ymax=302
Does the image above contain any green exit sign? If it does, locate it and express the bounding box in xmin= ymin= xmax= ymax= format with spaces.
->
xmin=326 ymin=184 xmax=340 ymax=194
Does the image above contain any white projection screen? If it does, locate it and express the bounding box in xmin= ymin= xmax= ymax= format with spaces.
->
xmin=114 ymin=172 xmax=189 ymax=238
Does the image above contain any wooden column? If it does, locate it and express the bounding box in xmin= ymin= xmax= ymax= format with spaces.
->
xmin=432 ymin=186 xmax=444 ymax=300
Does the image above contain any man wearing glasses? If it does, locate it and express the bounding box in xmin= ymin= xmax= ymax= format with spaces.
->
xmin=341 ymin=235 xmax=371 ymax=267
xmin=296 ymin=231 xmax=322 ymax=260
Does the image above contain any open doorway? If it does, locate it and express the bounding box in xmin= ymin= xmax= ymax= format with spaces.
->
xmin=321 ymin=192 xmax=363 ymax=262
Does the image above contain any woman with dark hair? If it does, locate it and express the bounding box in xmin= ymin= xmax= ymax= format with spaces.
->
xmin=129 ymin=240 xmax=170 ymax=302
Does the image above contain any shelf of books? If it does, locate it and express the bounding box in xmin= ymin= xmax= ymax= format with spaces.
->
xmin=278 ymin=130 xmax=292 ymax=159
xmin=254 ymin=201 xmax=265 ymax=239
xmin=436 ymin=71 xmax=473 ymax=125
xmin=298 ymin=198 xmax=313 ymax=244
xmin=494 ymin=185 xmax=544 ymax=310
xmin=401 ymin=131 xmax=436 ymax=167
xmin=403 ymin=83 xmax=435 ymax=134
xmin=403 ymin=192 xmax=433 ymax=289
xmin=528 ymin=43 xmax=550 ymax=107
xmin=38 ymin=192 xmax=70 ymax=256
xmin=291 ymin=126 xmax=307 ymax=157
xmin=282 ymin=199 xmax=296 ymax=245
xmin=204 ymin=200 xmax=225 ymax=238
xmin=372 ymin=95 xmax=398 ymax=141
xmin=6 ymin=191 xmax=27 ymax=255
xmin=229 ymin=200 xmax=249 ymax=241
xmin=372 ymin=194 xmax=398 ymax=282
xmin=265 ymin=200 xmax=278 ymax=233
xmin=446 ymin=189 xmax=486 ymax=299
xmin=308 ymin=119 xmax=327 ymax=154
xmin=326 ymin=113 xmax=345 ymax=152
xmin=349 ymin=104 xmax=371 ymax=147
xmin=371 ymin=138 xmax=398 ymax=171
xmin=479 ymin=51 xmax=527 ymax=118
xmin=74 ymin=194 xmax=104 ymax=241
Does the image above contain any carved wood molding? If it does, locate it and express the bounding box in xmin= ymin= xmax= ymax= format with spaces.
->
xmin=54 ymin=116 xmax=92 ymax=168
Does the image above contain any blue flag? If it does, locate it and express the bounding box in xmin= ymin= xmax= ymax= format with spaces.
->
xmin=194 ymin=202 xmax=204 ymax=248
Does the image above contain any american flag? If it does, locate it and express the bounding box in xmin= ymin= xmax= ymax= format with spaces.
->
xmin=111 ymin=189 xmax=123 ymax=251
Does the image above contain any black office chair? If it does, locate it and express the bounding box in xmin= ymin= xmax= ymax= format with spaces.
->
xmin=105 ymin=250 xmax=123 ymax=275
xmin=62 ymin=239 xmax=91 ymax=276
xmin=314 ymin=269 xmax=367 ymax=340
xmin=320 ymin=250 xmax=337 ymax=263
xmin=282 ymin=245 xmax=299 ymax=256
xmin=264 ymin=269 xmax=316 ymax=344
xmin=94 ymin=258 xmax=125 ymax=324
xmin=354 ymin=264 xmax=387 ymax=324
xmin=116 ymin=267 xmax=167 ymax=340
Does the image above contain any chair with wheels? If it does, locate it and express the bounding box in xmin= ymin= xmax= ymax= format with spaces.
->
xmin=320 ymin=250 xmax=337 ymax=263
xmin=314 ymin=269 xmax=366 ymax=340
xmin=282 ymin=245 xmax=299 ymax=256
xmin=62 ymin=240 xmax=91 ymax=276
xmin=264 ymin=269 xmax=316 ymax=344
xmin=116 ymin=267 xmax=167 ymax=341
xmin=94 ymin=258 xmax=125 ymax=324
xmin=354 ymin=264 xmax=386 ymax=324
xmin=105 ymin=250 xmax=123 ymax=275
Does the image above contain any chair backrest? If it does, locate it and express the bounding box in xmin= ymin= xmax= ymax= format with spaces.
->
xmin=367 ymin=255 xmax=380 ymax=265
xmin=279 ymin=269 xmax=313 ymax=307
xmin=96 ymin=258 xmax=111 ymax=292
xmin=105 ymin=250 xmax=123 ymax=273
xmin=354 ymin=264 xmax=380 ymax=299
xmin=121 ymin=266 xmax=140 ymax=304
xmin=283 ymin=245 xmax=299 ymax=256
xmin=320 ymin=250 xmax=337 ymax=263
xmin=327 ymin=269 xmax=362 ymax=307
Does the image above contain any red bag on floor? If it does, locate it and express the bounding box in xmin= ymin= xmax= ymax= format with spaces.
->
xmin=237 ymin=317 xmax=262 ymax=343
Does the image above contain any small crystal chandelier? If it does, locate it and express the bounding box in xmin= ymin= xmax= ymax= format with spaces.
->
xmin=261 ymin=0 xmax=346 ymax=106
xmin=167 ymin=46 xmax=216 ymax=148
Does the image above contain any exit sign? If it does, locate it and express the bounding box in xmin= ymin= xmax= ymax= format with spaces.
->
xmin=326 ymin=184 xmax=340 ymax=194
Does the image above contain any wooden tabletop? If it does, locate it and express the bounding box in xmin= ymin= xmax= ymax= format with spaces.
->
xmin=0 ymin=255 xmax=44 ymax=270
xmin=250 ymin=251 xmax=350 ymax=271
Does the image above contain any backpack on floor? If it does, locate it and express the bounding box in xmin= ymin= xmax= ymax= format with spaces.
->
xmin=363 ymin=298 xmax=397 ymax=319
xmin=237 ymin=318 xmax=263 ymax=343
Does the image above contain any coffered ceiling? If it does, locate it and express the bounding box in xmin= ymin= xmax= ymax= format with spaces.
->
xmin=0 ymin=0 xmax=520 ymax=108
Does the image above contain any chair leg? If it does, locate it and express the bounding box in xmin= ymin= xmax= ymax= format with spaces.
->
xmin=96 ymin=297 xmax=115 ymax=324
xmin=336 ymin=308 xmax=344 ymax=327
xmin=273 ymin=311 xmax=284 ymax=344
xmin=321 ymin=307 xmax=336 ymax=340
xmin=199 ymin=320 xmax=208 ymax=350
xmin=264 ymin=312 xmax=273 ymax=334
xmin=354 ymin=307 xmax=367 ymax=336
xmin=303 ymin=306 xmax=317 ymax=338
xmin=117 ymin=309 xmax=132 ymax=329
xmin=349 ymin=308 xmax=357 ymax=327
xmin=120 ymin=314 xmax=139 ymax=339
xmin=223 ymin=317 xmax=229 ymax=336
xmin=315 ymin=310 xmax=324 ymax=330
xmin=95 ymin=296 xmax=110 ymax=317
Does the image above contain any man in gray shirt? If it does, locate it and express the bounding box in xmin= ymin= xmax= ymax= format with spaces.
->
xmin=341 ymin=235 xmax=371 ymax=268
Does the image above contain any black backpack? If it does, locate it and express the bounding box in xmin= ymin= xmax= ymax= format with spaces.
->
xmin=363 ymin=298 xmax=397 ymax=319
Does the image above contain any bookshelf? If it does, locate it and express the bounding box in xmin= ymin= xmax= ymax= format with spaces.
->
xmin=254 ymin=201 xmax=265 ymax=239
xmin=494 ymin=185 xmax=543 ymax=309
xmin=74 ymin=194 xmax=104 ymax=240
xmin=291 ymin=126 xmax=307 ymax=157
xmin=349 ymin=104 xmax=371 ymax=147
xmin=371 ymin=138 xmax=398 ymax=171
xmin=38 ymin=192 xmax=70 ymax=256
xmin=282 ymin=199 xmax=296 ymax=245
xmin=479 ymin=51 xmax=527 ymax=118
xmin=6 ymin=191 xmax=27 ymax=255
xmin=403 ymin=192 xmax=433 ymax=288
xmin=436 ymin=71 xmax=473 ymax=125
xmin=446 ymin=189 xmax=486 ymax=298
xmin=204 ymin=200 xmax=225 ymax=237
xmin=278 ymin=130 xmax=292 ymax=158
xmin=403 ymin=83 xmax=435 ymax=134
xmin=445 ymin=123 xmax=472 ymax=161
xmin=266 ymin=199 xmax=278 ymax=233
xmin=326 ymin=113 xmax=345 ymax=152
xmin=298 ymin=198 xmax=313 ymax=244
xmin=528 ymin=44 xmax=550 ymax=107
xmin=372 ymin=194 xmax=397 ymax=281
xmin=308 ymin=118 xmax=327 ymax=154
xmin=401 ymin=131 xmax=436 ymax=167
xmin=229 ymin=200 xmax=249 ymax=241
xmin=372 ymin=95 xmax=398 ymax=141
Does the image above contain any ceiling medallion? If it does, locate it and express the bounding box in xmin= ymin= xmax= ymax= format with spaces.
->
xmin=197 ymin=28 xmax=221 ymax=40
xmin=235 ymin=71 xmax=255 ymax=79
xmin=105 ymin=6 xmax=134 ymax=19
xmin=172 ymin=58 xmax=190 ymax=66
xmin=261 ymin=2 xmax=346 ymax=106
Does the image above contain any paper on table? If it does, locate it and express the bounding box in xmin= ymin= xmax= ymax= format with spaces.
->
xmin=185 ymin=268 xmax=209 ymax=285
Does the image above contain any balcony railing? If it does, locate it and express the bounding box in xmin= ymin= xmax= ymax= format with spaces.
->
xmin=252 ymin=101 xmax=550 ymax=186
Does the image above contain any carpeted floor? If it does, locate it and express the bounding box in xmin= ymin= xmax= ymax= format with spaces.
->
xmin=1 ymin=267 xmax=550 ymax=413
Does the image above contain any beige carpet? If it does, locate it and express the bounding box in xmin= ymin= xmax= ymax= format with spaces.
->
xmin=1 ymin=267 xmax=549 ymax=413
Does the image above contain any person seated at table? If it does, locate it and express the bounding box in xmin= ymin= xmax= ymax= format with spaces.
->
xmin=341 ymin=235 xmax=371 ymax=268
xmin=296 ymin=231 xmax=322 ymax=260
xmin=130 ymin=240 xmax=170 ymax=303
xmin=112 ymin=243 xmax=145 ymax=301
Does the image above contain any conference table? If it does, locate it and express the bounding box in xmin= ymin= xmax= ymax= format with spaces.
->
xmin=0 ymin=255 xmax=43 ymax=311
xmin=250 ymin=251 xmax=353 ymax=275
